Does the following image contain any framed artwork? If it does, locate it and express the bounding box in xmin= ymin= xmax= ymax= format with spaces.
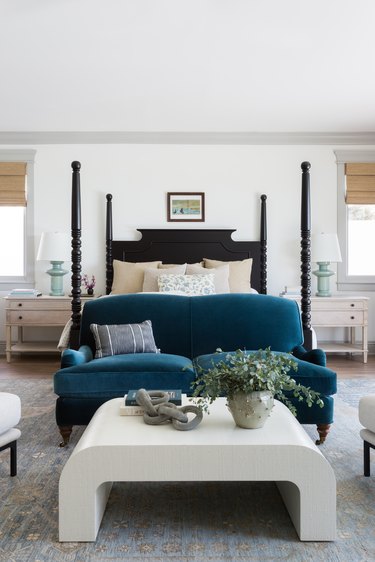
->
xmin=167 ymin=192 xmax=205 ymax=222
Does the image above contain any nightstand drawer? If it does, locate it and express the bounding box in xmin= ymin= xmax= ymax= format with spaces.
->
xmin=7 ymin=309 xmax=71 ymax=326
xmin=312 ymin=299 xmax=365 ymax=311
xmin=312 ymin=310 xmax=364 ymax=326
xmin=7 ymin=299 xmax=71 ymax=311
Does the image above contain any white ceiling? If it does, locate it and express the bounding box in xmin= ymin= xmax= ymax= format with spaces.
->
xmin=2 ymin=0 xmax=375 ymax=135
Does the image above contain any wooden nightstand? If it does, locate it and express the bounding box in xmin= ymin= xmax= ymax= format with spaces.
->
xmin=4 ymin=295 xmax=89 ymax=362
xmin=282 ymin=295 xmax=369 ymax=363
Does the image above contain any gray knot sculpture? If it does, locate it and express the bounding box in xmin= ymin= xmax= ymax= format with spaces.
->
xmin=135 ymin=389 xmax=203 ymax=431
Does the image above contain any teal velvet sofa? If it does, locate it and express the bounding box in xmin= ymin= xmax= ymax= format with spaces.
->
xmin=53 ymin=293 xmax=337 ymax=445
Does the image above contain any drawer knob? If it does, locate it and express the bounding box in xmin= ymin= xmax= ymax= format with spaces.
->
xmin=351 ymin=316 xmax=355 ymax=320
xmin=18 ymin=316 xmax=23 ymax=320
xmin=350 ymin=303 xmax=355 ymax=307
xmin=18 ymin=303 xmax=22 ymax=307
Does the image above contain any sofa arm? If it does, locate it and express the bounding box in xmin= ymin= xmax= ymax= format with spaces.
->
xmin=290 ymin=357 xmax=337 ymax=395
xmin=292 ymin=345 xmax=326 ymax=367
xmin=61 ymin=345 xmax=93 ymax=368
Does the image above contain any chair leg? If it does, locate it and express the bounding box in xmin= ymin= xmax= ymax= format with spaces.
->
xmin=10 ymin=440 xmax=17 ymax=477
xmin=364 ymin=440 xmax=371 ymax=477
xmin=0 ymin=440 xmax=18 ymax=477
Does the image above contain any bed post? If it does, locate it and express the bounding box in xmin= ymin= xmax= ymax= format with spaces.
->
xmin=106 ymin=194 xmax=113 ymax=295
xmin=260 ymin=194 xmax=267 ymax=294
xmin=300 ymin=161 xmax=313 ymax=350
xmin=69 ymin=161 xmax=82 ymax=349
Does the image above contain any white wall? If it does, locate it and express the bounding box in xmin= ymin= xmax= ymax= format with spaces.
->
xmin=1 ymin=142 xmax=374 ymax=346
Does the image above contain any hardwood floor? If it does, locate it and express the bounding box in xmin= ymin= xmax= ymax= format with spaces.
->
xmin=0 ymin=353 xmax=374 ymax=380
xmin=327 ymin=354 xmax=375 ymax=379
xmin=0 ymin=354 xmax=60 ymax=379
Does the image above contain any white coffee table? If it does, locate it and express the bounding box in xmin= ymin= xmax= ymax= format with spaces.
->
xmin=59 ymin=397 xmax=336 ymax=542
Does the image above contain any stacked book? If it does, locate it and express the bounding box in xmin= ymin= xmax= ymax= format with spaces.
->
xmin=8 ymin=288 xmax=42 ymax=297
xmin=120 ymin=389 xmax=182 ymax=416
xmin=279 ymin=286 xmax=301 ymax=297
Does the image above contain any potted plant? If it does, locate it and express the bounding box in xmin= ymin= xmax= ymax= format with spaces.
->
xmin=82 ymin=274 xmax=96 ymax=296
xmin=192 ymin=348 xmax=324 ymax=429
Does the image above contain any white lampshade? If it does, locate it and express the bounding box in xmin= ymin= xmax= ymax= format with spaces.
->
xmin=37 ymin=232 xmax=71 ymax=262
xmin=311 ymin=233 xmax=342 ymax=263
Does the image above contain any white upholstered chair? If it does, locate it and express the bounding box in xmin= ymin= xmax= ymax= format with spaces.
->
xmin=0 ymin=392 xmax=21 ymax=477
xmin=359 ymin=394 xmax=375 ymax=477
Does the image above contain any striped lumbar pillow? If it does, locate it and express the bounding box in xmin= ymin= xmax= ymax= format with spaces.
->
xmin=90 ymin=320 xmax=158 ymax=358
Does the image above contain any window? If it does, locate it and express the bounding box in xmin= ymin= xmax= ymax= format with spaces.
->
xmin=0 ymin=207 xmax=25 ymax=275
xmin=347 ymin=205 xmax=375 ymax=276
xmin=0 ymin=150 xmax=36 ymax=290
xmin=335 ymin=150 xmax=375 ymax=290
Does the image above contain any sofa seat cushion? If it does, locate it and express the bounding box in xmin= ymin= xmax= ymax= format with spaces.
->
xmin=194 ymin=350 xmax=337 ymax=396
xmin=54 ymin=353 xmax=195 ymax=398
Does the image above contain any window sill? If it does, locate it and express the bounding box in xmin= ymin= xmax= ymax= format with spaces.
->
xmin=337 ymin=282 xmax=375 ymax=292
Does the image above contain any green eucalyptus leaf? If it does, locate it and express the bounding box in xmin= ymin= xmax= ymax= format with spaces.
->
xmin=191 ymin=347 xmax=323 ymax=417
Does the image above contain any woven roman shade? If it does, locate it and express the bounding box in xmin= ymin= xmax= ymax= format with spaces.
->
xmin=0 ymin=162 xmax=27 ymax=206
xmin=345 ymin=163 xmax=375 ymax=204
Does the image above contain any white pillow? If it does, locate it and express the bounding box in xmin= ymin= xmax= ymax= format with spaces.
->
xmin=158 ymin=262 xmax=204 ymax=268
xmin=185 ymin=263 xmax=230 ymax=293
xmin=142 ymin=264 xmax=187 ymax=292
xmin=158 ymin=273 xmax=216 ymax=296
xmin=203 ymin=258 xmax=253 ymax=293
xmin=111 ymin=260 xmax=161 ymax=294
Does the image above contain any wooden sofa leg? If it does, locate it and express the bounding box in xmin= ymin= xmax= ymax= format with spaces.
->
xmin=316 ymin=423 xmax=331 ymax=445
xmin=59 ymin=426 xmax=73 ymax=448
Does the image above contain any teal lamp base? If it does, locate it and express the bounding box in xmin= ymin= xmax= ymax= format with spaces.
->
xmin=46 ymin=261 xmax=68 ymax=296
xmin=313 ymin=261 xmax=334 ymax=297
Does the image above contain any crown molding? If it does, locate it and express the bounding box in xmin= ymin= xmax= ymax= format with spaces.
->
xmin=334 ymin=149 xmax=375 ymax=163
xmin=0 ymin=148 xmax=37 ymax=161
xmin=0 ymin=131 xmax=375 ymax=145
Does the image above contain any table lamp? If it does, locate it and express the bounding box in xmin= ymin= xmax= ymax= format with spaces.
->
xmin=37 ymin=232 xmax=71 ymax=296
xmin=312 ymin=233 xmax=342 ymax=297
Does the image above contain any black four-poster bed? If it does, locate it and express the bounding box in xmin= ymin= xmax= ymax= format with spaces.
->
xmin=68 ymin=160 xmax=312 ymax=350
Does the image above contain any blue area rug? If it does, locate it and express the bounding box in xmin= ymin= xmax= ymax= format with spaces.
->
xmin=0 ymin=377 xmax=374 ymax=561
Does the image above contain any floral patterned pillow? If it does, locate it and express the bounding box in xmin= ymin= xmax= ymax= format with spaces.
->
xmin=158 ymin=273 xmax=216 ymax=296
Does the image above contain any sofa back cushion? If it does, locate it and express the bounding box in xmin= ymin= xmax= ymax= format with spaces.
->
xmin=80 ymin=294 xmax=192 ymax=358
xmin=80 ymin=293 xmax=303 ymax=360
xmin=190 ymin=294 xmax=303 ymax=357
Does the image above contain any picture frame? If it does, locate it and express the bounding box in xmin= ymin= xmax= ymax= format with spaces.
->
xmin=167 ymin=192 xmax=205 ymax=222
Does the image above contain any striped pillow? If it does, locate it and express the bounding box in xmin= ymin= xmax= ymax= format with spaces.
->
xmin=90 ymin=320 xmax=159 ymax=358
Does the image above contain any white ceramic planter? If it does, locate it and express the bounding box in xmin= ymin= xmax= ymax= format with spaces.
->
xmin=227 ymin=390 xmax=274 ymax=429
